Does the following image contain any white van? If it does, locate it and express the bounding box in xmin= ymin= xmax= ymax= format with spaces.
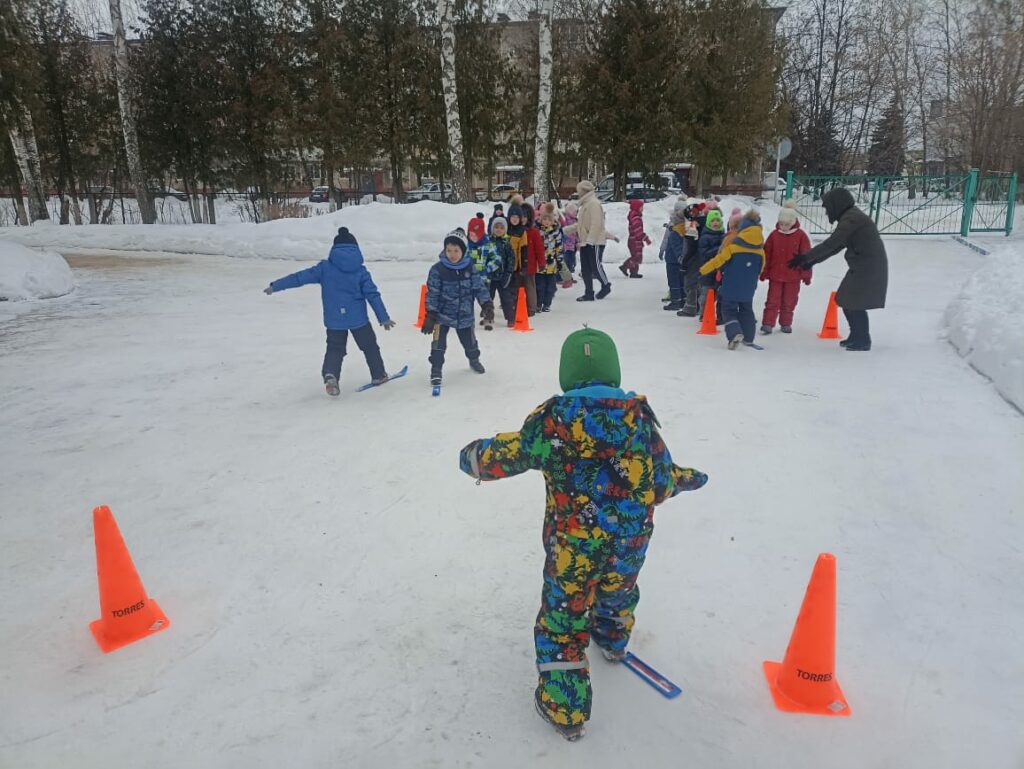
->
xmin=596 ymin=171 xmax=680 ymax=195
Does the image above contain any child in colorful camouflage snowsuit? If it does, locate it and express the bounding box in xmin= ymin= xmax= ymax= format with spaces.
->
xmin=466 ymin=212 xmax=502 ymax=329
xmin=459 ymin=328 xmax=708 ymax=740
xmin=536 ymin=202 xmax=565 ymax=312
xmin=422 ymin=228 xmax=494 ymax=386
xmin=561 ymin=202 xmax=579 ymax=277
xmin=489 ymin=216 xmax=517 ymax=327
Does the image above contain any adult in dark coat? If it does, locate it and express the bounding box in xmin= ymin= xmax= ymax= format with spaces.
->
xmin=790 ymin=187 xmax=888 ymax=351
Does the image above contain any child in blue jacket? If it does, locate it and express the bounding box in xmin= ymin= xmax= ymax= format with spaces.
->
xmin=699 ymin=209 xmax=766 ymax=349
xmin=264 ymin=227 xmax=395 ymax=396
xmin=422 ymin=228 xmax=494 ymax=387
xmin=459 ymin=328 xmax=707 ymax=740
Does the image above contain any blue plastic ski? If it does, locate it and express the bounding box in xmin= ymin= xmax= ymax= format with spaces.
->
xmin=622 ymin=652 xmax=682 ymax=699
xmin=356 ymin=365 xmax=408 ymax=392
xmin=431 ymin=384 xmax=441 ymax=397
xmin=743 ymin=342 xmax=765 ymax=350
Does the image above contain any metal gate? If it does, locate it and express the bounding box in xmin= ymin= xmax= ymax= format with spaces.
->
xmin=785 ymin=169 xmax=1016 ymax=236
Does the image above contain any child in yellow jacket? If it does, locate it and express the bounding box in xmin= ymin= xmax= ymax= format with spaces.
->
xmin=699 ymin=209 xmax=766 ymax=349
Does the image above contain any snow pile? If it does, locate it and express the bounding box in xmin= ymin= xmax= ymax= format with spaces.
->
xmin=944 ymin=242 xmax=1024 ymax=411
xmin=0 ymin=241 xmax=74 ymax=302
xmin=0 ymin=196 xmax=776 ymax=263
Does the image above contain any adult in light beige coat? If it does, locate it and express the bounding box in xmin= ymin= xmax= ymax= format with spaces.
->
xmin=563 ymin=180 xmax=613 ymax=301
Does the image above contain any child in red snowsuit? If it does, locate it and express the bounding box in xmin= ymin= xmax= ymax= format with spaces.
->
xmin=620 ymin=199 xmax=651 ymax=278
xmin=760 ymin=200 xmax=812 ymax=334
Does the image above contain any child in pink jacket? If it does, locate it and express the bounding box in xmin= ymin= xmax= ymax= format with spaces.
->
xmin=620 ymin=199 xmax=652 ymax=278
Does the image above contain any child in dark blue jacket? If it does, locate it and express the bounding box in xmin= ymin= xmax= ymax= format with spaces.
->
xmin=699 ymin=210 xmax=766 ymax=349
xmin=422 ymin=228 xmax=494 ymax=387
xmin=264 ymin=227 xmax=395 ymax=397
xmin=680 ymin=208 xmax=725 ymax=317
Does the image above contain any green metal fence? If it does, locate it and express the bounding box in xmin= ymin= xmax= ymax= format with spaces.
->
xmin=785 ymin=169 xmax=1017 ymax=237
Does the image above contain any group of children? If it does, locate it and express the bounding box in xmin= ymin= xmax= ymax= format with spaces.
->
xmin=652 ymin=197 xmax=813 ymax=348
xmin=263 ymin=196 xmax=589 ymax=393
xmin=262 ymin=194 xmax=816 ymax=397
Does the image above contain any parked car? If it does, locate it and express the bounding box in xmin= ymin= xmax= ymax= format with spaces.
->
xmin=627 ymin=187 xmax=668 ymax=202
xmin=596 ymin=187 xmax=667 ymax=203
xmin=489 ymin=184 xmax=520 ymax=201
xmin=407 ymin=182 xmax=453 ymax=202
xmin=309 ymin=186 xmax=330 ymax=202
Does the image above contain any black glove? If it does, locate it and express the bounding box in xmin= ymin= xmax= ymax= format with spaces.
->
xmin=421 ymin=311 xmax=437 ymax=335
xmin=787 ymin=254 xmax=808 ymax=270
xmin=482 ymin=302 xmax=495 ymax=324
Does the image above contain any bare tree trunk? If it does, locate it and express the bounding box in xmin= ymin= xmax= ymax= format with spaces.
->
xmin=109 ymin=0 xmax=155 ymax=224
xmin=437 ymin=0 xmax=470 ymax=203
xmin=533 ymin=0 xmax=555 ymax=201
xmin=5 ymin=99 xmax=49 ymax=222
xmin=69 ymin=184 xmax=83 ymax=224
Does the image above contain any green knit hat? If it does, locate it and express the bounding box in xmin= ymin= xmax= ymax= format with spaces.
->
xmin=559 ymin=327 xmax=621 ymax=392
xmin=706 ymin=209 xmax=724 ymax=231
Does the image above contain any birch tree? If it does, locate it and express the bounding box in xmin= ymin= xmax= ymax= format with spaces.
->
xmin=437 ymin=0 xmax=470 ymax=202
xmin=532 ymin=0 xmax=554 ymax=199
xmin=0 ymin=3 xmax=48 ymax=222
xmin=109 ymin=0 xmax=155 ymax=223
xmin=4 ymin=98 xmax=49 ymax=222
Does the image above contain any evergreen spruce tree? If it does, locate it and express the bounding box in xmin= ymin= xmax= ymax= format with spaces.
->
xmin=576 ymin=0 xmax=688 ymax=199
xmin=867 ymin=97 xmax=906 ymax=177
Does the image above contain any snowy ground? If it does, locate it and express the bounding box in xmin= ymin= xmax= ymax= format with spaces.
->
xmin=1 ymin=237 xmax=1022 ymax=768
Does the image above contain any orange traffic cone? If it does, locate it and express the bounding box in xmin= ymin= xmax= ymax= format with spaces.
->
xmin=513 ymin=287 xmax=533 ymax=333
xmin=696 ymin=288 xmax=719 ymax=335
xmin=413 ymin=284 xmax=428 ymax=329
xmin=763 ymin=553 xmax=850 ymax=716
xmin=90 ymin=506 xmax=170 ymax=653
xmin=817 ymin=291 xmax=841 ymax=339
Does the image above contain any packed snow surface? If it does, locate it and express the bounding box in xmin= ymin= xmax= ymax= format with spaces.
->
xmin=0 ymin=217 xmax=1021 ymax=768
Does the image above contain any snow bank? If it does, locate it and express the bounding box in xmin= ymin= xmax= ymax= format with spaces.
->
xmin=0 ymin=241 xmax=74 ymax=302
xmin=0 ymin=195 xmax=776 ymax=263
xmin=944 ymin=242 xmax=1024 ymax=411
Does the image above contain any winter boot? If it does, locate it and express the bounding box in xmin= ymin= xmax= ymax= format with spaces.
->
xmin=728 ymin=335 xmax=742 ymax=350
xmin=619 ymin=264 xmax=629 ymax=277
xmin=780 ymin=326 xmax=792 ymax=334
xmin=663 ymin=301 xmax=682 ymax=311
xmin=845 ymin=342 xmax=871 ymax=351
xmin=371 ymin=374 xmax=389 ymax=386
xmin=839 ymin=338 xmax=850 ymax=347
xmin=470 ymin=359 xmax=485 ymax=374
xmin=534 ymin=692 xmax=586 ymax=742
xmin=596 ymin=284 xmax=612 ymax=300
xmin=760 ymin=325 xmax=773 ymax=335
xmin=676 ymin=307 xmax=698 ymax=317
xmin=577 ymin=294 xmax=595 ymax=302
xmin=600 ymin=647 xmax=627 ymax=663
xmin=324 ymin=374 xmax=340 ymax=397
xmin=629 ymin=273 xmax=643 ymax=279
